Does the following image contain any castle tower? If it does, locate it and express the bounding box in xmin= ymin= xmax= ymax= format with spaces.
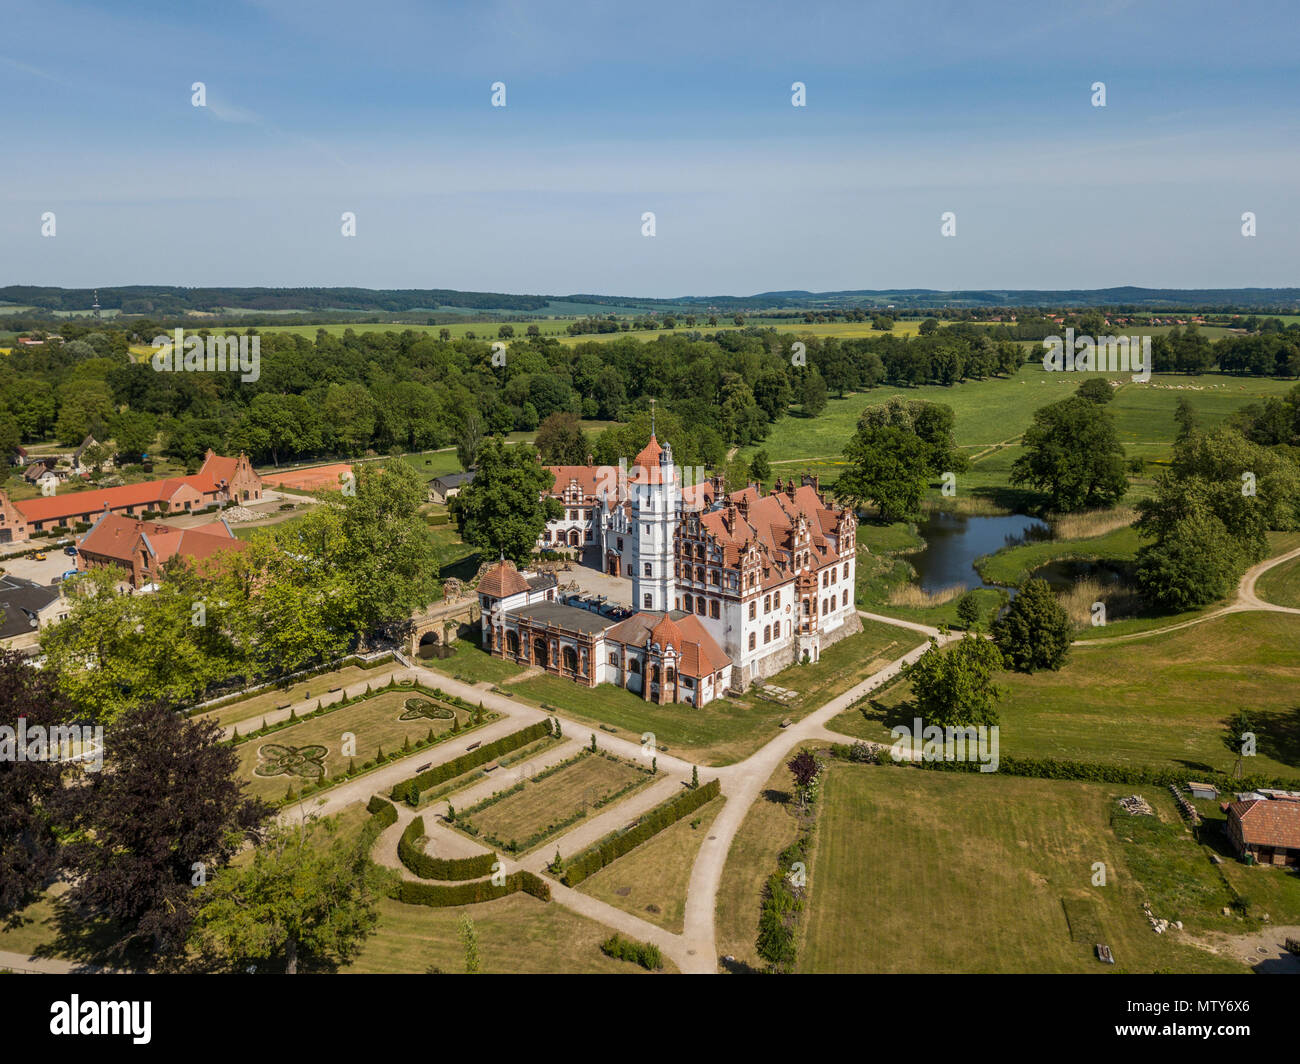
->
xmin=629 ymin=432 xmax=678 ymax=613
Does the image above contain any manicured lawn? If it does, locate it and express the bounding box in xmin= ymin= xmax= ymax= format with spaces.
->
xmin=236 ymin=689 xmax=480 ymax=800
xmin=579 ymin=795 xmax=724 ymax=933
xmin=828 ymin=611 xmax=1300 ymax=780
xmin=1257 ymin=555 xmax=1300 ymax=609
xmin=195 ymin=662 xmax=384 ymax=729
xmin=347 ymin=894 xmax=665 ymax=974
xmin=458 ymin=752 xmax=651 ymax=853
xmin=511 ymin=620 xmax=918 ymax=766
xmin=435 ymin=639 xmax=529 ymax=685
xmin=798 ymin=765 xmax=1249 ymax=973
xmin=715 ymin=759 xmax=806 ymax=970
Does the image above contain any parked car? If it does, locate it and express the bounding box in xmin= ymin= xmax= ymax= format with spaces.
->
xmin=61 ymin=569 xmax=79 ymax=582
xmin=64 ymin=545 xmax=78 ymax=556
xmin=33 ymin=551 xmax=47 ymax=560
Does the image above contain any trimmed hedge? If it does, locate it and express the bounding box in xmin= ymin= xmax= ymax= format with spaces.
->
xmin=392 ymin=870 xmax=551 ymax=907
xmin=871 ymin=749 xmax=1300 ymax=793
xmin=391 ymin=721 xmax=552 ymax=805
xmin=600 ymin=933 xmax=663 ymax=970
xmin=360 ymin=796 xmax=398 ymax=849
xmin=561 ymin=779 xmax=721 ymax=887
xmin=398 ymin=815 xmax=497 ymax=881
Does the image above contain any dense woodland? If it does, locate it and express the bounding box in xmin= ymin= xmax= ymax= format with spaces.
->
xmin=3 ymin=318 xmax=1297 ymax=475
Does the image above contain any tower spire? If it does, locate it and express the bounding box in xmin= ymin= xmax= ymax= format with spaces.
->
xmin=649 ymin=397 xmax=656 ymax=438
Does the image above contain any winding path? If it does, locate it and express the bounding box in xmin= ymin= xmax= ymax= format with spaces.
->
xmin=1073 ymin=543 xmax=1300 ymax=646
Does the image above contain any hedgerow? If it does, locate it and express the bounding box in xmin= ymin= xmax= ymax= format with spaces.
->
xmin=560 ymin=779 xmax=720 ymax=886
xmin=390 ymin=720 xmax=552 ymax=805
xmin=391 ymin=870 xmax=551 ymax=907
xmin=398 ymin=815 xmax=497 ymax=881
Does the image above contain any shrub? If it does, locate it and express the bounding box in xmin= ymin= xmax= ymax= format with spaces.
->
xmin=392 ymin=870 xmax=550 ymax=908
xmin=397 ymin=816 xmax=496 ymax=881
xmin=600 ymin=933 xmax=663 ymax=970
xmin=390 ymin=721 xmax=551 ymax=805
xmin=562 ymin=780 xmax=720 ymax=886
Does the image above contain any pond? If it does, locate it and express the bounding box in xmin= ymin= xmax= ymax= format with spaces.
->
xmin=1030 ymin=558 xmax=1129 ymax=592
xmin=905 ymin=511 xmax=1051 ymax=593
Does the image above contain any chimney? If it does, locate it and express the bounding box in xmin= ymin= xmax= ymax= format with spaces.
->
xmin=586 ymin=453 xmax=594 ymax=465
xmin=785 ymin=478 xmax=796 ymax=499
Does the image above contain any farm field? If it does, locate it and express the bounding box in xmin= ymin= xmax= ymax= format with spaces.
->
xmin=509 ymin=619 xmax=917 ymax=765
xmin=235 ymin=689 xmax=478 ymax=800
xmin=828 ymin=610 xmax=1300 ymax=780
xmin=797 ymin=765 xmax=1254 ymax=973
xmin=579 ymin=795 xmax=724 ymax=933
xmin=457 ymin=752 xmax=651 ymax=853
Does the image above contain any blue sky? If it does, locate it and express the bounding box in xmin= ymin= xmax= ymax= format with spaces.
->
xmin=2 ymin=0 xmax=1297 ymax=296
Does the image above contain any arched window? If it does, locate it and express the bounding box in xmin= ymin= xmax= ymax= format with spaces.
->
xmin=665 ymin=668 xmax=675 ymax=684
xmin=764 ymin=624 xmax=771 ymax=643
xmin=562 ymin=646 xmax=579 ymax=674
xmin=644 ymin=562 xmax=652 ymax=577
xmin=748 ymin=633 xmax=756 ymax=651
xmin=710 ymin=600 xmax=719 ymax=619
xmin=644 ymin=594 xmax=652 ymax=609
xmin=630 ymin=658 xmax=641 ymax=674
xmin=696 ymin=596 xmax=705 ymax=614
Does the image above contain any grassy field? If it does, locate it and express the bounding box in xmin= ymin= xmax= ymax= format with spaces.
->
xmin=797 ymin=764 xmax=1258 ymax=973
xmin=747 ymin=362 xmax=1297 ymax=471
xmin=254 ymin=317 xmax=925 ymax=346
xmin=347 ymin=894 xmax=662 ymax=973
xmin=1256 ymin=555 xmax=1300 ymax=609
xmin=236 ymin=689 xmax=478 ymax=800
xmin=829 ymin=610 xmax=1300 ymax=779
xmin=579 ymin=795 xmax=724 ymax=933
xmin=194 ymin=662 xmax=383 ymax=728
xmin=458 ymin=752 xmax=651 ymax=853
xmin=715 ymin=758 xmax=807 ymax=970
xmin=507 ymin=619 xmax=919 ymax=766
xmin=435 ymin=639 xmax=530 ymax=684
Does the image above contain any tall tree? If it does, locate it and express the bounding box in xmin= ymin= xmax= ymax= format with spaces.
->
xmin=62 ymin=703 xmax=269 ymax=961
xmin=991 ymin=578 xmax=1072 ymax=672
xmin=193 ymin=816 xmax=386 ymax=973
xmin=906 ymin=634 xmax=1003 ymax=728
xmin=0 ymin=653 xmax=76 ymax=915
xmin=534 ymin=411 xmax=590 ymax=465
xmin=1011 ymin=396 xmax=1127 ymax=512
xmin=454 ymin=439 xmax=563 ymax=566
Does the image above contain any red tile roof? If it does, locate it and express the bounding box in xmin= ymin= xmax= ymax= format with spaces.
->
xmin=77 ymin=513 xmax=247 ymax=569
xmin=12 ymin=451 xmax=251 ymax=524
xmin=1228 ymin=799 xmax=1300 ymax=850
xmin=478 ymin=559 xmax=530 ymax=597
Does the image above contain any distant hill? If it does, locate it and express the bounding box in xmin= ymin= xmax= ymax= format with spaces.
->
xmin=2 ymin=284 xmax=1297 ymax=316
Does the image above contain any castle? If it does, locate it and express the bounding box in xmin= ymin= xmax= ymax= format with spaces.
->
xmin=478 ymin=433 xmax=861 ymax=705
